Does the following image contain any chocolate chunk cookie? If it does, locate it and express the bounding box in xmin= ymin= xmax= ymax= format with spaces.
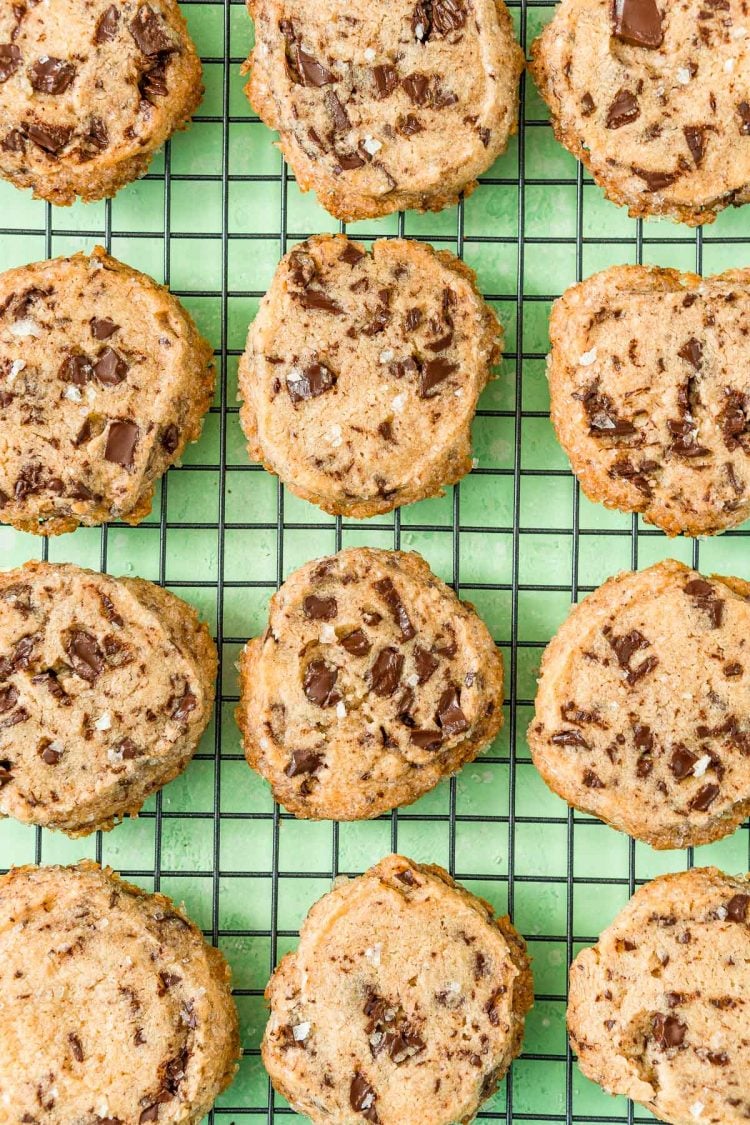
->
xmin=568 ymin=866 xmax=750 ymax=1124
xmin=547 ymin=265 xmax=750 ymax=537
xmin=243 ymin=0 xmax=524 ymax=221
xmin=237 ymin=547 xmax=503 ymax=819
xmin=239 ymin=235 xmax=501 ymax=517
xmin=529 ymin=559 xmax=750 ymax=850
xmin=0 ymin=560 xmax=217 ymax=836
xmin=0 ymin=861 xmax=239 ymax=1122
xmin=0 ymin=0 xmax=203 ymax=204
xmin=263 ymin=854 xmax=532 ymax=1125
xmin=531 ymin=0 xmax=750 ymax=225
xmin=0 ymin=247 xmax=214 ymax=536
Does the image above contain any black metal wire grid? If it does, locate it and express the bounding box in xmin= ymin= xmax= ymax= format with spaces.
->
xmin=1 ymin=0 xmax=750 ymax=1121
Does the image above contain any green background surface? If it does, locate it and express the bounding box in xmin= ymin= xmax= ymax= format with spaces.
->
xmin=1 ymin=1 xmax=749 ymax=1121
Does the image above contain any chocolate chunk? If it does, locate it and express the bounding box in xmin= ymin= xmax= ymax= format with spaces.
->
xmin=583 ymin=768 xmax=605 ymax=788
xmin=161 ymin=424 xmax=179 ymax=454
xmin=690 ymin=783 xmax=720 ymax=811
xmin=402 ymin=72 xmax=430 ymax=105
xmin=684 ymin=578 xmax=724 ymax=628
xmin=719 ymin=388 xmax=749 ymax=451
xmin=651 ymin=1012 xmax=686 ymax=1049
xmin=669 ymin=744 xmax=698 ymax=780
xmin=139 ymin=1106 xmax=159 ymax=1124
xmin=94 ymin=5 xmax=120 ymax=44
xmin=581 ymin=92 xmax=596 ymax=115
xmin=29 ymin=56 xmax=76 ymax=95
xmin=287 ymin=362 xmax=337 ymax=403
xmin=612 ymin=0 xmax=663 ymax=47
xmin=551 ymin=729 xmax=588 ymax=747
xmin=24 ymin=120 xmax=74 ymax=154
xmin=369 ymin=647 xmax=404 ymax=697
xmin=432 ymin=0 xmax=467 ymax=33
xmin=82 ymin=117 xmax=109 ymax=151
xmin=413 ymin=645 xmax=438 ymax=684
xmin=65 ymin=629 xmax=103 ymax=682
xmin=738 ymin=102 xmax=750 ymax=136
xmin=68 ymin=1033 xmax=84 ymax=1062
xmin=632 ymin=166 xmax=679 ymax=191
xmin=129 ymin=5 xmax=175 ymax=55
xmin=340 ymin=243 xmax=365 ymax=267
xmin=303 ymin=659 xmax=341 ymax=707
xmin=726 ymin=893 xmax=749 ymax=921
xmin=606 ymin=88 xmax=640 ymax=130
xmin=0 ymin=685 xmax=19 ymax=714
xmin=293 ymin=47 xmax=334 ymax=86
xmin=39 ymin=741 xmax=62 ymax=765
xmin=90 ymin=317 xmax=119 ymax=340
xmin=397 ymin=113 xmax=424 ymax=136
xmin=373 ymin=577 xmax=415 ymax=640
xmin=683 ymin=126 xmax=706 ymax=166
xmin=340 ymin=629 xmax=371 ymax=656
xmin=608 ymin=457 xmax=655 ymax=496
xmin=285 ymin=749 xmax=323 ymax=778
xmin=336 ymin=150 xmax=366 ymax=171
xmin=678 ymin=338 xmax=702 ymax=369
xmin=1 ymin=128 xmax=24 ymax=152
xmin=0 ymin=44 xmax=21 ymax=83
xmin=606 ymin=628 xmax=658 ymax=685
xmin=373 ymin=64 xmax=398 ymax=98
xmin=105 ymin=420 xmax=139 ymax=468
xmin=325 ymin=89 xmax=350 ymax=131
xmin=94 ymin=348 xmax=128 ymax=386
xmin=304 ymin=595 xmax=337 ymax=620
xmin=396 ymin=868 xmax=416 ymax=885
xmin=420 ymin=357 xmax=457 ymax=397
xmin=350 ymin=1072 xmax=378 ymax=1121
xmin=410 ymin=729 xmax=443 ymax=750
xmin=299 ymin=288 xmax=343 ymax=313
xmin=139 ymin=60 xmax=168 ymax=102
xmin=436 ymin=685 xmax=468 ymax=736
xmin=170 ymin=684 xmax=197 ymax=722
xmin=59 ymin=354 xmax=94 ymax=386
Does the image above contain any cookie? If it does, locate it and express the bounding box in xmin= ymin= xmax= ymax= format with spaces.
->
xmin=568 ymin=866 xmax=750 ymax=1125
xmin=0 ymin=560 xmax=217 ymax=836
xmin=237 ymin=547 xmax=503 ymax=820
xmin=547 ymin=265 xmax=750 ymax=537
xmin=531 ymin=0 xmax=750 ymax=226
xmin=0 ymin=861 xmax=239 ymax=1122
xmin=238 ymin=235 xmax=501 ymax=518
xmin=0 ymin=0 xmax=203 ymax=205
xmin=243 ymin=0 xmax=524 ymax=221
xmin=529 ymin=559 xmax=750 ymax=850
xmin=0 ymin=246 xmax=215 ymax=536
xmin=262 ymin=854 xmax=532 ymax=1125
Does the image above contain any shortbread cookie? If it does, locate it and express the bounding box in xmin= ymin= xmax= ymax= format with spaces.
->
xmin=0 ymin=0 xmax=203 ymax=205
xmin=238 ymin=547 xmax=503 ymax=819
xmin=529 ymin=559 xmax=750 ymax=849
xmin=239 ymin=235 xmax=501 ymax=518
xmin=0 ymin=246 xmax=215 ymax=535
xmin=569 ymin=866 xmax=750 ymax=1125
xmin=548 ymin=265 xmax=750 ymax=537
xmin=0 ymin=560 xmax=217 ymax=836
xmin=244 ymin=0 xmax=524 ymax=221
xmin=531 ymin=0 xmax=750 ymax=226
xmin=0 ymin=861 xmax=239 ymax=1122
xmin=263 ymin=854 xmax=533 ymax=1125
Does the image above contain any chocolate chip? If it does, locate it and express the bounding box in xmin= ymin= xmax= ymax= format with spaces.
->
xmin=396 ymin=868 xmax=416 ymax=885
xmin=413 ymin=646 xmax=438 ymax=684
xmin=325 ymin=89 xmax=350 ymax=131
xmin=373 ymin=64 xmax=398 ymax=97
xmin=612 ymin=0 xmax=664 ymax=47
xmin=690 ymin=783 xmax=720 ymax=811
xmin=368 ymin=647 xmax=404 ymax=697
xmin=432 ymin=0 xmax=467 ymax=33
xmin=81 ymin=116 xmax=109 ymax=152
xmin=420 ymin=357 xmax=457 ymax=397
xmin=683 ymin=126 xmax=706 ymax=166
xmin=23 ymin=120 xmax=73 ymax=154
xmin=170 ymin=685 xmax=197 ymax=722
xmin=436 ymin=685 xmax=468 ymax=736
xmin=292 ymin=47 xmax=334 ymax=86
xmin=340 ymin=243 xmax=365 ymax=267
xmin=726 ymin=893 xmax=749 ymax=921
xmin=303 ymin=659 xmax=341 ymax=707
xmin=94 ymin=6 xmax=120 ymax=43
xmin=583 ymin=768 xmax=605 ymax=788
xmin=161 ymin=424 xmax=179 ymax=454
xmin=59 ymin=354 xmax=94 ymax=386
xmin=606 ymin=628 xmax=658 ymax=684
xmin=684 ymin=578 xmax=724 ymax=628
xmin=581 ymin=92 xmax=596 ymax=115
xmin=350 ymin=1073 xmax=378 ymax=1121
xmin=287 ymin=362 xmax=337 ymax=403
xmin=65 ymin=629 xmax=103 ymax=682
xmin=606 ymin=88 xmax=640 ymax=129
xmin=373 ymin=577 xmax=415 ymax=640
xmin=139 ymin=60 xmax=168 ymax=102
xmin=362 ymin=611 xmax=382 ymax=626
xmin=0 ymin=44 xmax=21 ymax=84
xmin=1 ymin=128 xmax=24 ymax=152
xmin=139 ymin=1106 xmax=159 ymax=1123
xmin=336 ymin=150 xmax=366 ymax=171
xmin=90 ymin=317 xmax=119 ymax=340
xmin=304 ymin=595 xmax=337 ymax=620
xmin=410 ymin=729 xmax=443 ymax=750
xmin=669 ymin=744 xmax=698 ymax=780
xmin=129 ymin=5 xmax=175 ymax=55
xmin=0 ymin=686 xmax=18 ymax=714
xmin=94 ymin=347 xmax=128 ymax=386
xmin=632 ymin=166 xmax=679 ymax=191
xmin=340 ymin=629 xmax=371 ymax=656
xmin=651 ymin=1013 xmax=686 ymax=1049
xmin=29 ymin=56 xmax=76 ymax=94
xmin=678 ymin=338 xmax=702 ymax=369
xmin=551 ymin=729 xmax=588 ymax=747
xmin=104 ymin=420 xmax=139 ymax=468
xmin=285 ymin=749 xmax=323 ymax=778
xmin=583 ymin=388 xmax=636 ymax=438
xmin=396 ymin=113 xmax=424 ymax=136
xmin=719 ymin=388 xmax=749 ymax=451
xmin=39 ymin=741 xmax=62 ymax=765
xmin=402 ymin=72 xmax=430 ymax=105
xmin=299 ymin=288 xmax=343 ymax=313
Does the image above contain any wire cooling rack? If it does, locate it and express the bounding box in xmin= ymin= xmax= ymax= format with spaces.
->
xmin=1 ymin=1 xmax=750 ymax=1121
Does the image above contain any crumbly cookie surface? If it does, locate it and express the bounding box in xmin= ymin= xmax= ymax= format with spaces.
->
xmin=244 ymin=0 xmax=523 ymax=220
xmin=263 ymin=854 xmax=533 ymax=1125
xmin=529 ymin=559 xmax=750 ymax=849
xmin=0 ymin=0 xmax=203 ymax=205
xmin=0 ymin=861 xmax=239 ymax=1123
xmin=548 ymin=265 xmax=750 ymax=537
xmin=568 ymin=866 xmax=750 ymax=1125
xmin=531 ymin=0 xmax=750 ymax=225
xmin=238 ymin=548 xmax=503 ymax=820
xmin=0 ymin=561 xmax=217 ymax=836
xmin=239 ymin=235 xmax=501 ymax=518
xmin=0 ymin=247 xmax=215 ymax=536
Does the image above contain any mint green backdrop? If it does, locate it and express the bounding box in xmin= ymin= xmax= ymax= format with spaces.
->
xmin=1 ymin=2 xmax=748 ymax=1121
